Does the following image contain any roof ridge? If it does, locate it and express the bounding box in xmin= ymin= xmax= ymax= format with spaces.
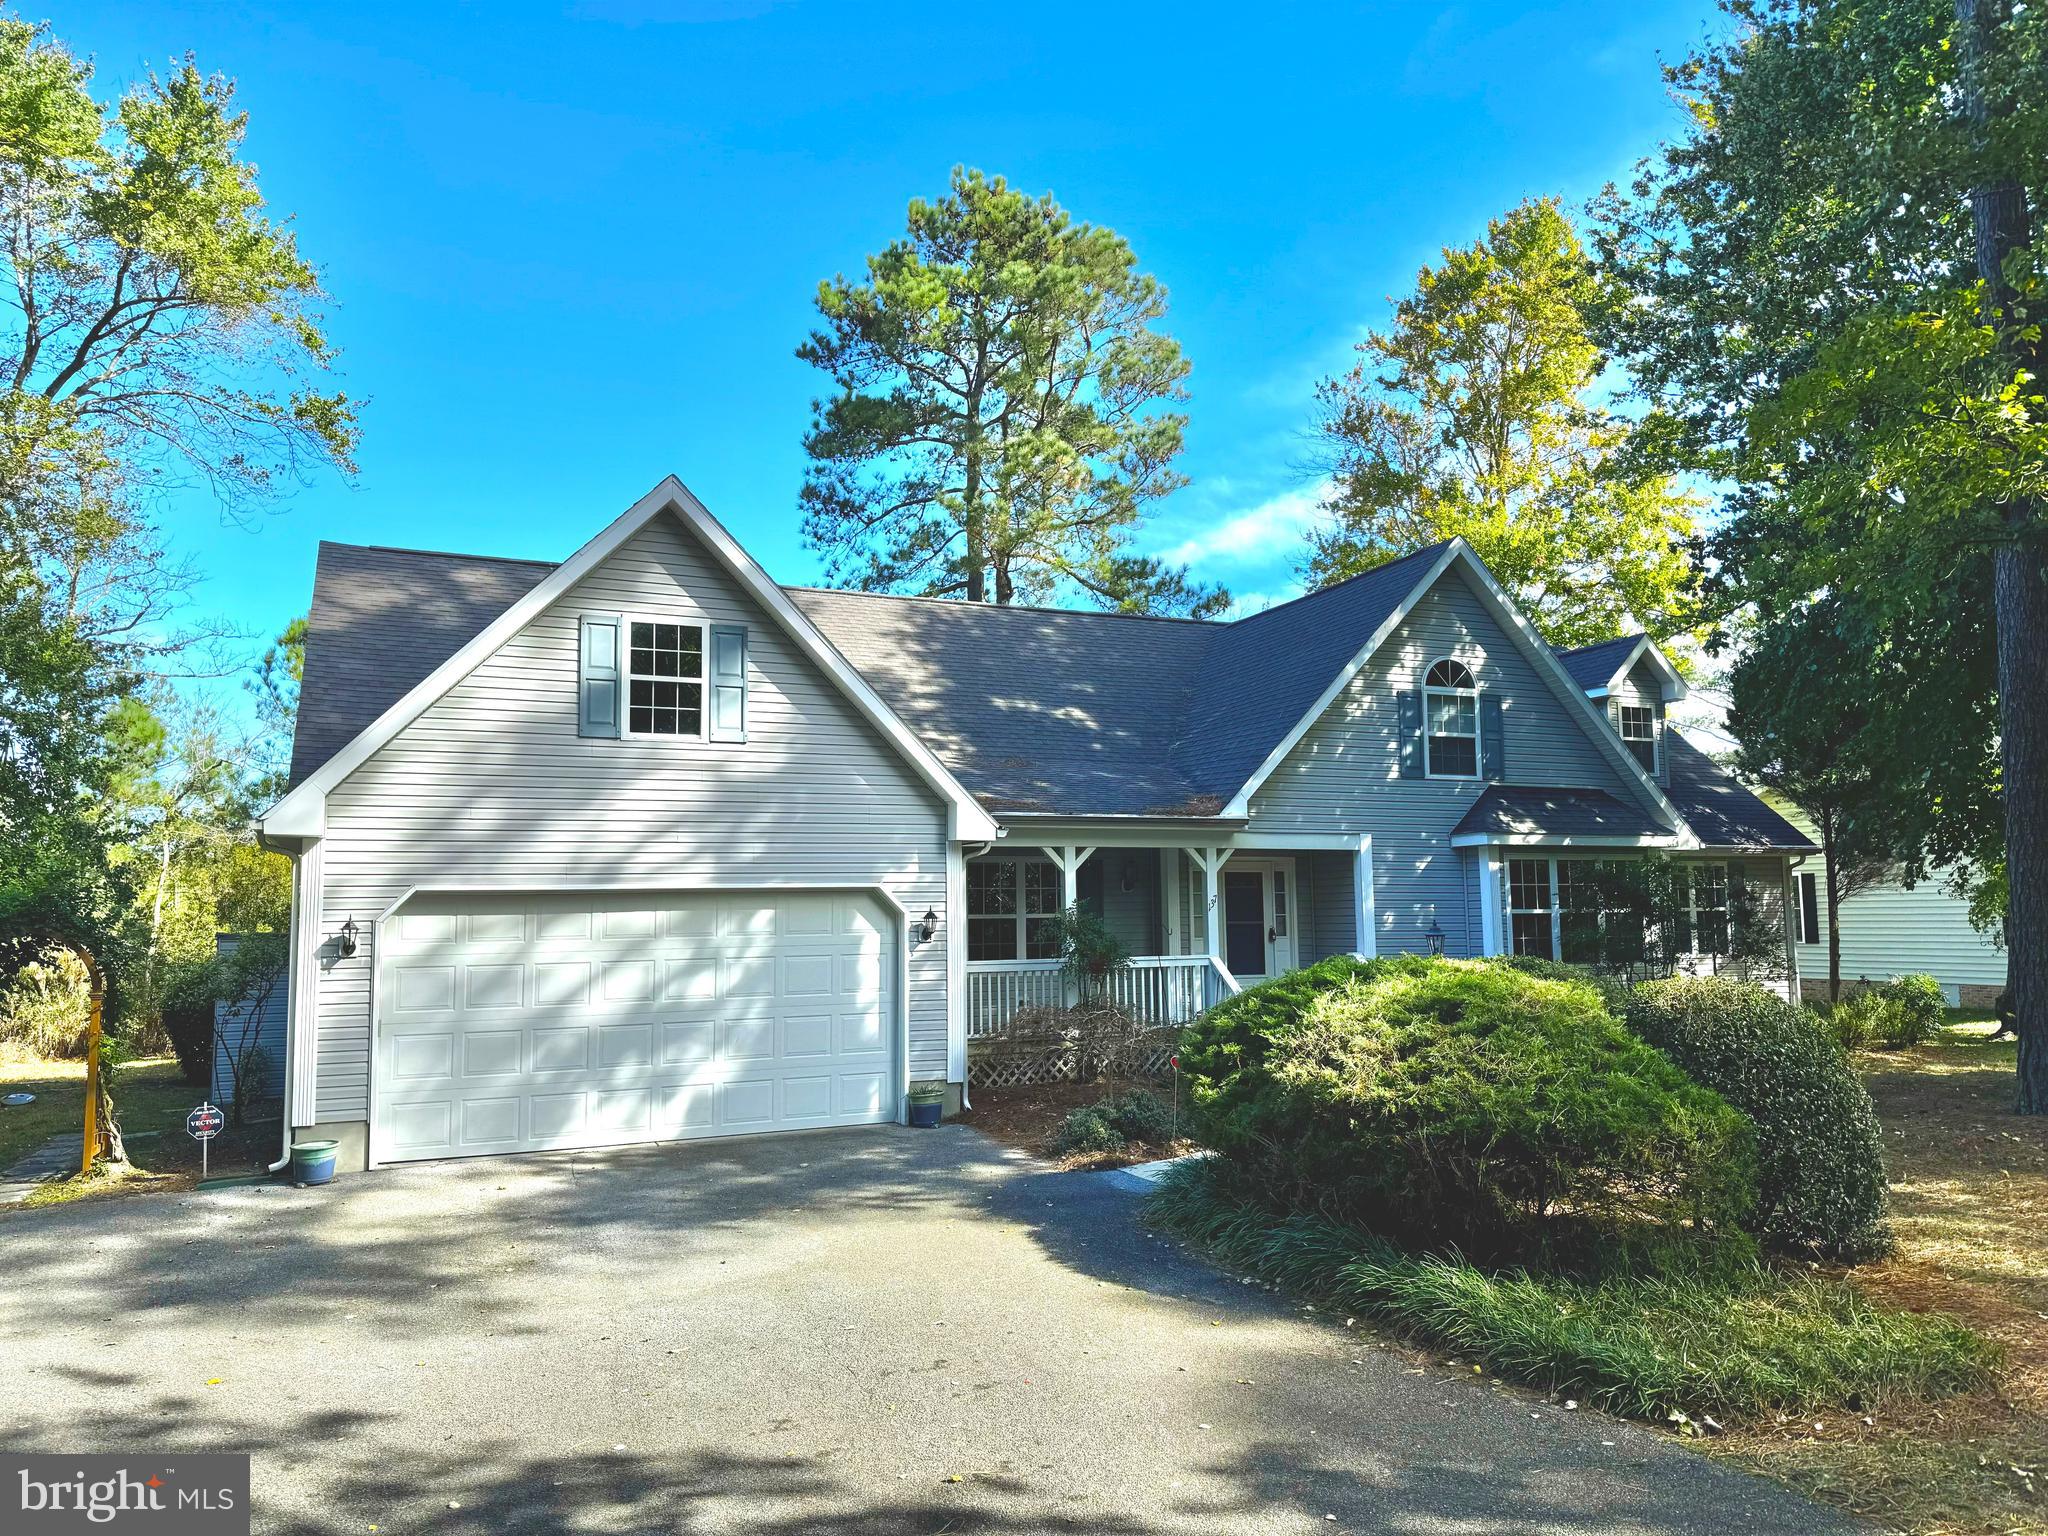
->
xmin=1555 ymin=632 xmax=1647 ymax=658
xmin=1219 ymin=539 xmax=1451 ymax=630
xmin=782 ymin=584 xmax=1225 ymax=627
xmin=319 ymin=539 xmax=560 ymax=570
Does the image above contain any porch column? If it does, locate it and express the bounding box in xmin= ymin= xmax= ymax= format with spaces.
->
xmin=1477 ymin=847 xmax=1506 ymax=956
xmin=1353 ymin=834 xmax=1377 ymax=959
xmin=1045 ymin=845 xmax=1096 ymax=1005
xmin=1189 ymin=846 xmax=1230 ymax=965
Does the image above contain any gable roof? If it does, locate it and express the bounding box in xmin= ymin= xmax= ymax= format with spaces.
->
xmin=262 ymin=477 xmax=1000 ymax=842
xmin=1450 ymin=785 xmax=1675 ymax=845
xmin=1553 ymin=634 xmax=1688 ymax=701
xmin=1664 ymin=732 xmax=1817 ymax=851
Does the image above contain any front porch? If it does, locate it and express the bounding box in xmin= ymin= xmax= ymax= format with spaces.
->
xmin=963 ymin=838 xmax=1374 ymax=1039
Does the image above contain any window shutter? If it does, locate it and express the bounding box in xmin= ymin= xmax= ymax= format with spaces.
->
xmin=1396 ymin=690 xmax=1424 ymax=779
xmin=709 ymin=623 xmax=748 ymax=742
xmin=1480 ymin=694 xmax=1505 ymax=780
xmin=578 ymin=614 xmax=622 ymax=739
xmin=1654 ymin=699 xmax=1669 ymax=783
xmin=1726 ymin=859 xmax=1747 ymax=943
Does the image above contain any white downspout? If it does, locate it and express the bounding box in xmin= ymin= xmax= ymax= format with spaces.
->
xmin=256 ymin=827 xmax=297 ymax=1174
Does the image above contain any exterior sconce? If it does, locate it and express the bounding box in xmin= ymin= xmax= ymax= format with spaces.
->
xmin=918 ymin=909 xmax=937 ymax=943
xmin=338 ymin=915 xmax=360 ymax=958
xmin=1425 ymin=918 xmax=1446 ymax=958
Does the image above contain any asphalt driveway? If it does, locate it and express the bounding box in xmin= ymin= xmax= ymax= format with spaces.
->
xmin=0 ymin=1126 xmax=1856 ymax=1535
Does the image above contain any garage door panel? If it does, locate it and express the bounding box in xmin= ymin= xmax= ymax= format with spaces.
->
xmin=374 ymin=889 xmax=899 ymax=1163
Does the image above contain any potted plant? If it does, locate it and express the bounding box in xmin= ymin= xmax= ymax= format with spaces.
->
xmin=906 ymin=1081 xmax=946 ymax=1128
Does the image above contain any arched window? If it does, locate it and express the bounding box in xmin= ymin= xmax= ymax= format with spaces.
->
xmin=1423 ymin=658 xmax=1479 ymax=778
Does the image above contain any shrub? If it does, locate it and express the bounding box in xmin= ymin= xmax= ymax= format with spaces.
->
xmin=1147 ymin=1160 xmax=1996 ymax=1422
xmin=1877 ymin=973 xmax=1946 ymax=1048
xmin=1628 ymin=976 xmax=1891 ymax=1260
xmin=1819 ymin=990 xmax=1889 ymax=1052
xmin=1180 ymin=956 xmax=1755 ymax=1258
xmin=1051 ymin=1105 xmax=1126 ymax=1155
xmin=1489 ymin=954 xmax=1630 ymax=1011
xmin=0 ymin=946 xmax=93 ymax=1058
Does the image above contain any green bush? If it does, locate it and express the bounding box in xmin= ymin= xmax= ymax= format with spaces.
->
xmin=1628 ymin=976 xmax=1892 ymax=1260
xmin=0 ymin=946 xmax=92 ymax=1058
xmin=1147 ymin=1160 xmax=1995 ymax=1422
xmin=1180 ymin=956 xmax=1755 ymax=1258
xmin=1489 ymin=954 xmax=1631 ymax=1011
xmin=1051 ymin=1105 xmax=1126 ymax=1155
xmin=1877 ymin=973 xmax=1946 ymax=1048
xmin=1818 ymin=990 xmax=1888 ymax=1052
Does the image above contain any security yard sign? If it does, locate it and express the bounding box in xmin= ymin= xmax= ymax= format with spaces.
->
xmin=186 ymin=1101 xmax=223 ymax=1177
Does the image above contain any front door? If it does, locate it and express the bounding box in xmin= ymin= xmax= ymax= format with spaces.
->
xmin=1219 ymin=859 xmax=1297 ymax=982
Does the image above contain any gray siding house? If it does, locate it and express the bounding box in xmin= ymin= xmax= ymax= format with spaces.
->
xmin=260 ymin=477 xmax=1813 ymax=1172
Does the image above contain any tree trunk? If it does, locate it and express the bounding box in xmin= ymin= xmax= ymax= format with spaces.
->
xmin=1825 ymin=836 xmax=1843 ymax=1006
xmin=1958 ymin=0 xmax=2048 ymax=1112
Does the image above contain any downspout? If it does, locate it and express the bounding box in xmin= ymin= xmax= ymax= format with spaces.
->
xmin=255 ymin=826 xmax=297 ymax=1174
xmin=956 ymin=841 xmax=996 ymax=1111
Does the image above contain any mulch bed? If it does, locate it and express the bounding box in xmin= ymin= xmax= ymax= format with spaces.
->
xmin=958 ymin=1077 xmax=1198 ymax=1170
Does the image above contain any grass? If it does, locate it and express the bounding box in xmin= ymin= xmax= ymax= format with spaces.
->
xmin=0 ymin=1046 xmax=198 ymax=1170
xmin=1146 ymin=1159 xmax=1995 ymax=1424
xmin=1702 ymin=1021 xmax=2048 ymax=1535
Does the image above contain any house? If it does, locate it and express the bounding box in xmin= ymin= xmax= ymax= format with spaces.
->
xmin=258 ymin=477 xmax=1815 ymax=1172
xmin=1774 ymin=807 xmax=2007 ymax=1008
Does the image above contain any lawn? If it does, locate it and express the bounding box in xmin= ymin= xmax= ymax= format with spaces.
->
xmin=0 ymin=1047 xmax=218 ymax=1177
xmin=1702 ymin=1023 xmax=2047 ymax=1536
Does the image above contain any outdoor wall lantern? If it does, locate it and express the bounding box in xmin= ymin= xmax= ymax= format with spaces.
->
xmin=1425 ymin=918 xmax=1446 ymax=957
xmin=918 ymin=909 xmax=938 ymax=943
xmin=338 ymin=915 xmax=359 ymax=958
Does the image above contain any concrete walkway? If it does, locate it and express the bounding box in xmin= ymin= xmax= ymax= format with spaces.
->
xmin=0 ymin=1132 xmax=79 ymax=1205
xmin=0 ymin=1125 xmax=1861 ymax=1534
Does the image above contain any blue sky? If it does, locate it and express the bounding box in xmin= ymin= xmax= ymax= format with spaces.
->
xmin=63 ymin=0 xmax=1728 ymax=663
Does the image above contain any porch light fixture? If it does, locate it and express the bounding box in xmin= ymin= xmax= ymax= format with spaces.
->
xmin=918 ymin=909 xmax=937 ymax=943
xmin=338 ymin=915 xmax=360 ymax=958
xmin=1424 ymin=918 xmax=1446 ymax=958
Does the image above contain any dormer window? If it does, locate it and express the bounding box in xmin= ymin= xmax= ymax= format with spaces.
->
xmin=1424 ymin=658 xmax=1479 ymax=778
xmin=1619 ymin=703 xmax=1657 ymax=774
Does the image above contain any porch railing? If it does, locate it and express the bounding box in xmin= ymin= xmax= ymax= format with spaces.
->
xmin=966 ymin=954 xmax=1235 ymax=1038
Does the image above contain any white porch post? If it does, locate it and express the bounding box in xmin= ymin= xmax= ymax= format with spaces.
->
xmin=1353 ymin=834 xmax=1377 ymax=959
xmin=1477 ymin=847 xmax=1506 ymax=957
xmin=1046 ymin=845 xmax=1095 ymax=1004
xmin=1189 ymin=846 xmax=1229 ymax=964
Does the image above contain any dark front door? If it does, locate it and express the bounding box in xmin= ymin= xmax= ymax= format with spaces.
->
xmin=1223 ymin=871 xmax=1266 ymax=978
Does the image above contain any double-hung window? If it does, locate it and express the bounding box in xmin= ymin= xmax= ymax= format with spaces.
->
xmin=1424 ymin=659 xmax=1480 ymax=778
xmin=967 ymin=858 xmax=1063 ymax=962
xmin=1688 ymin=863 xmax=1731 ymax=956
xmin=1508 ymin=858 xmax=1554 ymax=958
xmin=1619 ymin=704 xmax=1658 ymax=774
xmin=627 ymin=620 xmax=704 ymax=737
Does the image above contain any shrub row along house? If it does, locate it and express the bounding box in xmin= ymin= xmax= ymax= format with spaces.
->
xmin=258 ymin=477 xmax=1813 ymax=1171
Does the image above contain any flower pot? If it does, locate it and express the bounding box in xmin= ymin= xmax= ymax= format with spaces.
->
xmin=907 ymin=1097 xmax=944 ymax=1128
xmin=289 ymin=1139 xmax=339 ymax=1186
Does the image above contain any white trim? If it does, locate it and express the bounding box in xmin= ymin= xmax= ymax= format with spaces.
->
xmin=261 ymin=476 xmax=998 ymax=843
xmin=1450 ymin=831 xmax=1680 ymax=849
xmin=288 ymin=839 xmax=323 ymax=1128
xmin=1477 ymin=848 xmax=1506 ymax=956
xmin=1422 ymin=654 xmax=1482 ymax=781
xmin=1223 ymin=542 xmax=1692 ymax=841
xmin=364 ymin=878 xmax=917 ymax=1167
xmin=1581 ymin=636 xmax=1688 ymax=703
xmin=620 ymin=613 xmax=708 ymax=740
xmin=1353 ymin=834 xmax=1377 ymax=959
xmin=946 ymin=844 xmax=968 ymax=1094
xmin=1216 ymin=855 xmax=1297 ymax=980
xmin=1617 ymin=701 xmax=1659 ymax=777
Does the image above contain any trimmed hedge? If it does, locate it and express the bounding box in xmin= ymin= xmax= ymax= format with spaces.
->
xmin=1489 ymin=954 xmax=1631 ymax=1011
xmin=1180 ymin=956 xmax=1755 ymax=1258
xmin=1628 ymin=976 xmax=1892 ymax=1260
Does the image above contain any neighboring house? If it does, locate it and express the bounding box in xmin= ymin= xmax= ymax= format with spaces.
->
xmin=1774 ymin=808 xmax=2007 ymax=1008
xmin=210 ymin=933 xmax=288 ymax=1113
xmin=258 ymin=477 xmax=1815 ymax=1172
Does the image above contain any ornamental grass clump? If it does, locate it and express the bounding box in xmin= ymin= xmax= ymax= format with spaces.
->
xmin=1179 ymin=956 xmax=1755 ymax=1261
xmin=1628 ymin=976 xmax=1891 ymax=1261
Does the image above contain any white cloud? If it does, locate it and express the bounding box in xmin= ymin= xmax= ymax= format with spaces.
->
xmin=1160 ymin=481 xmax=1330 ymax=569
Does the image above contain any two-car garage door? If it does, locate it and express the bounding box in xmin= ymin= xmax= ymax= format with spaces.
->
xmin=373 ymin=889 xmax=897 ymax=1164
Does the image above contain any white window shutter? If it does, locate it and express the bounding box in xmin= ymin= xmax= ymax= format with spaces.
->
xmin=710 ymin=624 xmax=748 ymax=742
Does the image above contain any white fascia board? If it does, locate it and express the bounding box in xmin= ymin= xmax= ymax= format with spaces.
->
xmin=1448 ymin=831 xmax=1682 ymax=849
xmin=1222 ymin=543 xmax=1465 ymax=817
xmin=1593 ymin=636 xmax=1688 ymax=703
xmin=261 ymin=476 xmax=997 ymax=845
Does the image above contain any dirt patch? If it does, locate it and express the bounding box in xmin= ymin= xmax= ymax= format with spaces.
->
xmin=1705 ymin=1025 xmax=2048 ymax=1535
xmin=959 ymin=1078 xmax=1197 ymax=1169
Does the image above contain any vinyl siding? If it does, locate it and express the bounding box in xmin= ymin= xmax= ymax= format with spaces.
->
xmin=1249 ymin=566 xmax=1653 ymax=958
xmin=1298 ymin=850 xmax=1358 ymax=964
xmin=1610 ymin=658 xmax=1670 ymax=787
xmin=211 ymin=933 xmax=288 ymax=1109
xmin=311 ymin=512 xmax=950 ymax=1123
xmin=1794 ymin=870 xmax=2007 ymax=994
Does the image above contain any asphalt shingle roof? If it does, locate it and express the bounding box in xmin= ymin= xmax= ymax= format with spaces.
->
xmin=284 ymin=534 xmax=1809 ymax=847
xmin=1450 ymin=785 xmax=1674 ymax=842
xmin=1552 ymin=634 xmax=1643 ymax=693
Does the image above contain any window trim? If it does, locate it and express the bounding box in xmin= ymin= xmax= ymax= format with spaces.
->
xmin=965 ymin=856 xmax=1065 ymax=963
xmin=1422 ymin=656 xmax=1481 ymax=781
xmin=1507 ymin=856 xmax=1557 ymax=959
xmin=1796 ymin=870 xmax=1820 ymax=947
xmin=622 ymin=613 xmax=709 ymax=741
xmin=1618 ymin=702 xmax=1658 ymax=775
xmin=1503 ymin=856 xmax=1734 ymax=964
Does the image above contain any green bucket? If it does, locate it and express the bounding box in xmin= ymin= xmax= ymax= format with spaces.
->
xmin=290 ymin=1139 xmax=339 ymax=1186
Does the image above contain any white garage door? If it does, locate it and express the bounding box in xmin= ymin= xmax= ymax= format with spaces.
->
xmin=373 ymin=889 xmax=897 ymax=1163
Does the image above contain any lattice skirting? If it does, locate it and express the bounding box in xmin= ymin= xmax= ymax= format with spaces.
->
xmin=968 ymin=1035 xmax=1178 ymax=1088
